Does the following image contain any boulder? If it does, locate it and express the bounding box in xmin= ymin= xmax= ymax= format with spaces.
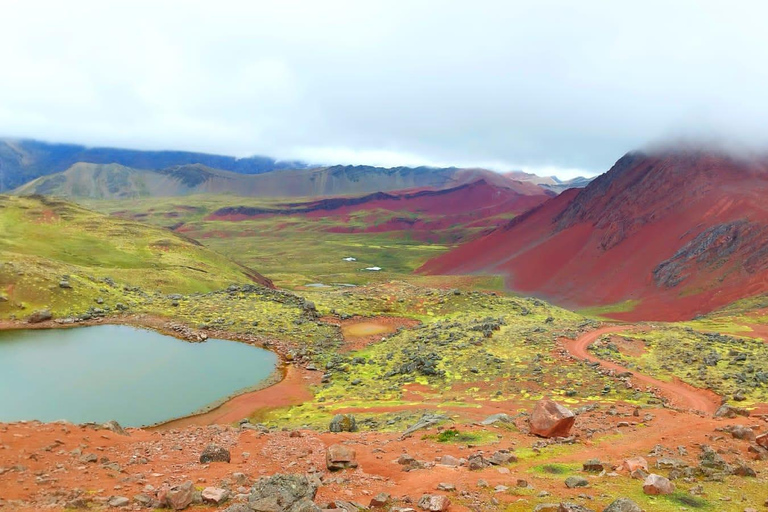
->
xmin=369 ymin=493 xmax=391 ymax=508
xmin=248 ymin=474 xmax=319 ymax=512
xmin=487 ymin=450 xmax=517 ymax=465
xmin=200 ymin=444 xmax=231 ymax=464
xmin=756 ymin=433 xmax=768 ymax=449
xmin=733 ymin=463 xmax=757 ymax=477
xmin=108 ymin=496 xmax=130 ymax=507
xmin=564 ymin=476 xmax=589 ymax=488
xmin=329 ymin=414 xmax=357 ymax=433
xmin=27 ymin=309 xmax=53 ymax=323
xmin=326 ymin=444 xmax=358 ymax=471
xmin=642 ymin=474 xmax=674 ymax=495
xmin=438 ymin=455 xmax=461 ymax=467
xmin=202 ymin=487 xmax=230 ymax=505
xmin=714 ymin=403 xmax=749 ymax=418
xmin=467 ymin=453 xmax=488 ymax=470
xmin=417 ymin=494 xmax=450 ymax=512
xmin=159 ymin=481 xmax=195 ymax=510
xmin=582 ymin=459 xmax=604 ymax=472
xmin=602 ymin=499 xmax=642 ymax=512
xmin=622 ymin=456 xmax=648 ymax=474
xmin=529 ymin=399 xmax=575 ymax=438
xmin=727 ymin=425 xmax=756 ymax=442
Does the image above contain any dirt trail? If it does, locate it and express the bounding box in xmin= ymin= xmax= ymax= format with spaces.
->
xmin=565 ymin=325 xmax=721 ymax=414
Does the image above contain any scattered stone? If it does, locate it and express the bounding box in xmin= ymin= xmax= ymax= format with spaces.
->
xmin=133 ymin=493 xmax=157 ymax=508
xmin=564 ymin=476 xmax=589 ymax=488
xmin=108 ymin=496 xmax=130 ymax=507
xmin=27 ymin=309 xmax=53 ymax=323
xmin=467 ymin=453 xmax=488 ymax=470
xmin=326 ymin=444 xmax=358 ymax=471
xmin=329 ymin=414 xmax=358 ymax=433
xmin=622 ymin=456 xmax=648 ymax=474
xmin=417 ymin=494 xmax=450 ymax=512
xmin=532 ymin=505 xmax=559 ymax=512
xmin=438 ymin=455 xmax=460 ymax=467
xmin=582 ymin=459 xmax=604 ymax=472
xmin=59 ymin=280 xmax=72 ymax=289
xmin=159 ymin=481 xmax=195 ymax=510
xmin=202 ymin=487 xmax=230 ymax=505
xmin=401 ymin=414 xmax=449 ymax=437
xmin=487 ymin=450 xmax=517 ymax=465
xmin=557 ymin=503 xmax=595 ymax=512
xmin=480 ymin=413 xmax=512 ymax=425
xmin=756 ymin=433 xmax=768 ymax=449
xmin=248 ymin=474 xmax=318 ymax=512
xmin=529 ymin=399 xmax=575 ymax=438
xmin=102 ymin=420 xmax=128 ymax=436
xmin=79 ymin=453 xmax=98 ymax=464
xmin=714 ymin=404 xmax=750 ymax=418
xmin=370 ymin=493 xmax=391 ymax=508
xmin=602 ymin=498 xmax=642 ymax=512
xmin=200 ymin=444 xmax=231 ymax=464
xmin=642 ymin=474 xmax=674 ymax=495
xmin=727 ymin=425 xmax=756 ymax=442
xmin=733 ymin=463 xmax=756 ymax=477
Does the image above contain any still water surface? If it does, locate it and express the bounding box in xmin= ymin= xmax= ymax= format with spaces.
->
xmin=0 ymin=325 xmax=277 ymax=426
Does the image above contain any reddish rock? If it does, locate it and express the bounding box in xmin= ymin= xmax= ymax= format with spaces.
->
xmin=418 ymin=494 xmax=451 ymax=512
xmin=529 ymin=399 xmax=575 ymax=438
xmin=369 ymin=493 xmax=391 ymax=508
xmin=622 ymin=456 xmax=648 ymax=474
xmin=159 ymin=481 xmax=195 ymax=510
xmin=756 ymin=433 xmax=768 ymax=449
xmin=326 ymin=444 xmax=358 ymax=471
xmin=642 ymin=474 xmax=674 ymax=495
xmin=201 ymin=487 xmax=229 ymax=505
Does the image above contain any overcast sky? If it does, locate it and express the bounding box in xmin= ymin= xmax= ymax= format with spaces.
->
xmin=2 ymin=1 xmax=768 ymax=179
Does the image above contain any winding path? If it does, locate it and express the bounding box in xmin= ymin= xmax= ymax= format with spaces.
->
xmin=565 ymin=326 xmax=720 ymax=414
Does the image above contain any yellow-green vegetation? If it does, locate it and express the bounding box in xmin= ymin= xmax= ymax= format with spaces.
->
xmin=577 ymin=299 xmax=641 ymax=319
xmin=425 ymin=428 xmax=499 ymax=445
xmin=261 ymin=287 xmax=657 ymax=429
xmin=81 ymin=195 xmax=484 ymax=288
xmin=590 ymin=326 xmax=768 ymax=404
xmin=0 ymin=195 xmax=273 ymax=320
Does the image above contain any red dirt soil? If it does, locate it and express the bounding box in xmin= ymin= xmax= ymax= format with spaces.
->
xmin=421 ymin=150 xmax=768 ymax=321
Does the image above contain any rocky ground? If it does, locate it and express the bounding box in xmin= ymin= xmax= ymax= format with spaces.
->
xmin=1 ymin=397 xmax=767 ymax=511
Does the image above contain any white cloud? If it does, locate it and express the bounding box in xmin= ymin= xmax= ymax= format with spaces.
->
xmin=2 ymin=0 xmax=768 ymax=179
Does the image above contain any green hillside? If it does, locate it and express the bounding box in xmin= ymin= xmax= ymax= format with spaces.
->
xmin=0 ymin=195 xmax=271 ymax=320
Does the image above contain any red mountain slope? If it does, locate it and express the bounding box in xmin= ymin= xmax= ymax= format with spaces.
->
xmin=420 ymin=150 xmax=768 ymax=321
xmin=207 ymin=179 xmax=553 ymax=242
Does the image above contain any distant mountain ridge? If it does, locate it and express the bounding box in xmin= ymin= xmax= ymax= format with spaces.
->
xmin=14 ymin=159 xmax=555 ymax=200
xmin=505 ymin=170 xmax=594 ymax=193
xmin=0 ymin=138 xmax=307 ymax=191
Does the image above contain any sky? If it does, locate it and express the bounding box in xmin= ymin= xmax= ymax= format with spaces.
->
xmin=2 ymin=1 xmax=768 ymax=179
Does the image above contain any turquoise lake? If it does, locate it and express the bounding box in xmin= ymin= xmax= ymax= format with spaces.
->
xmin=0 ymin=325 xmax=277 ymax=426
